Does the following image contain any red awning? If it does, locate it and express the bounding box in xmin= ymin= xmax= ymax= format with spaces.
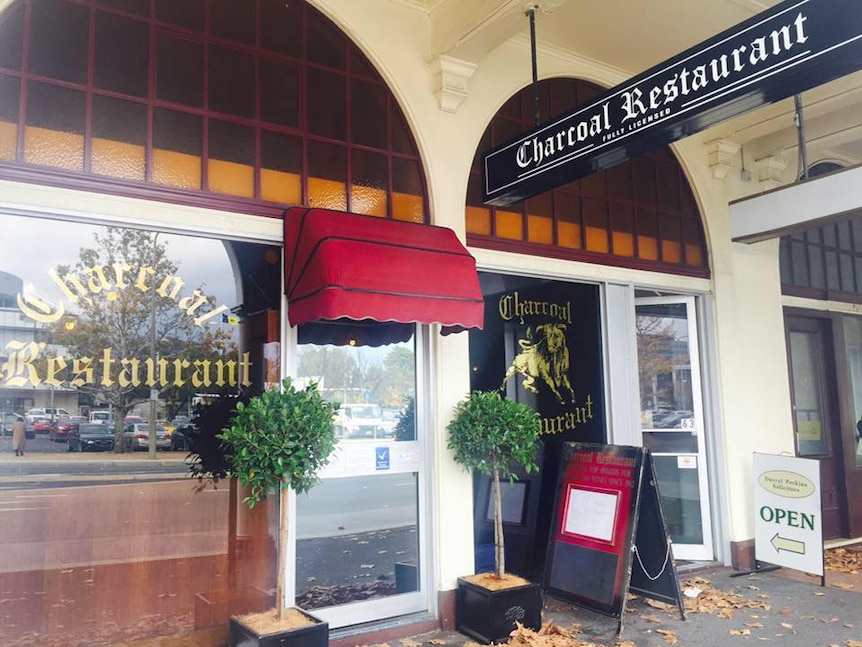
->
xmin=284 ymin=207 xmax=484 ymax=331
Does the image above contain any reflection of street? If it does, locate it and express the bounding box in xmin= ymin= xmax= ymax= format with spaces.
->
xmin=0 ymin=437 xmax=190 ymax=489
xmin=297 ymin=473 xmax=417 ymax=538
xmin=296 ymin=473 xmax=420 ymax=605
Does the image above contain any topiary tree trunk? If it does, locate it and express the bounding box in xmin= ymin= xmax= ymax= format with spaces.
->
xmin=219 ymin=378 xmax=338 ymax=621
xmin=447 ymin=390 xmax=540 ymax=579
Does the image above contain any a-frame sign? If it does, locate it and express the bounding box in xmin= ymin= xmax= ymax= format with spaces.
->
xmin=543 ymin=442 xmax=685 ymax=634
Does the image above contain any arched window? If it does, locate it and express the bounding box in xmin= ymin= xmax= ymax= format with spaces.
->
xmin=466 ymin=78 xmax=708 ymax=277
xmin=0 ymin=0 xmax=427 ymax=221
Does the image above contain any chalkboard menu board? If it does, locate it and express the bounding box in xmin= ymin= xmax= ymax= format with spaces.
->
xmin=544 ymin=443 xmax=684 ymax=631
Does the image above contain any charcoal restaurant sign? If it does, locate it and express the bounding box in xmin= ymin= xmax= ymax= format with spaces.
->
xmin=482 ymin=0 xmax=862 ymax=206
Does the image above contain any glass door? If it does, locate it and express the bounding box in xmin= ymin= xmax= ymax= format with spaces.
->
xmin=635 ymin=297 xmax=713 ymax=561
xmin=293 ymin=325 xmax=426 ymax=628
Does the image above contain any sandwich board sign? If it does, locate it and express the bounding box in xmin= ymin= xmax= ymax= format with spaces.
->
xmin=753 ymin=452 xmax=823 ymax=576
xmin=544 ymin=443 xmax=684 ymax=634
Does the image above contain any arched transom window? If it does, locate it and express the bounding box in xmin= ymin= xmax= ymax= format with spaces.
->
xmin=467 ymin=78 xmax=709 ymax=277
xmin=0 ymin=0 xmax=427 ymax=221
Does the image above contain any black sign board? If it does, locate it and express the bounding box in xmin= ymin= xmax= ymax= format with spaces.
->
xmin=483 ymin=0 xmax=862 ymax=206
xmin=544 ymin=443 xmax=684 ymax=633
xmin=469 ymin=274 xmax=606 ymax=581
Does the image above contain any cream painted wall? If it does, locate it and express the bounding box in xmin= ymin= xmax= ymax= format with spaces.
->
xmin=0 ymin=0 xmax=798 ymax=597
xmin=714 ymin=238 xmax=795 ymax=541
xmin=310 ymin=0 xmax=652 ymax=588
xmin=313 ymin=0 xmax=796 ymax=579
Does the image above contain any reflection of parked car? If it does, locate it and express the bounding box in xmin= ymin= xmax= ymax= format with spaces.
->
xmin=68 ymin=423 xmax=115 ymax=452
xmin=123 ymin=422 xmax=170 ymax=451
xmin=1 ymin=410 xmax=19 ymax=436
xmin=89 ymin=410 xmax=114 ymax=424
xmin=49 ymin=416 xmax=86 ymax=442
xmin=335 ymin=403 xmax=389 ymax=439
xmin=25 ymin=407 xmax=72 ymax=422
xmin=31 ymin=418 xmax=53 ymax=434
xmin=170 ymin=418 xmax=195 ymax=451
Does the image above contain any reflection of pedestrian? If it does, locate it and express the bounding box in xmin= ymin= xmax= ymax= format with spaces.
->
xmin=12 ymin=416 xmax=25 ymax=456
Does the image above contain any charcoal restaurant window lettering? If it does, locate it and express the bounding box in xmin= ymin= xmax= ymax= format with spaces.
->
xmin=0 ymin=215 xmax=248 ymax=424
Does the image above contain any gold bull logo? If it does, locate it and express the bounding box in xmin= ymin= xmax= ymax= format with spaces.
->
xmin=503 ymin=323 xmax=575 ymax=404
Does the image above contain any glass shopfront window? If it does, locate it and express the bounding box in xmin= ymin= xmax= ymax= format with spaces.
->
xmin=0 ymin=213 xmax=280 ymax=646
xmin=294 ymin=325 xmax=424 ymax=628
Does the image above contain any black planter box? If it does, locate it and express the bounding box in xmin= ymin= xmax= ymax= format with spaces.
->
xmin=456 ymin=576 xmax=543 ymax=644
xmin=229 ymin=608 xmax=329 ymax=647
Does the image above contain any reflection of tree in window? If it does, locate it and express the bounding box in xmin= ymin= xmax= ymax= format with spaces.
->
xmin=297 ymin=343 xmax=415 ymax=408
xmin=47 ymin=227 xmax=238 ymax=451
xmin=636 ymin=315 xmax=678 ymax=411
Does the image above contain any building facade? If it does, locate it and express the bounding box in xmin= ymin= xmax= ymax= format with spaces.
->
xmin=0 ymin=1 xmax=860 ymax=645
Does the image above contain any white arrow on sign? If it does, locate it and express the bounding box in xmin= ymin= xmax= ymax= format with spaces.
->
xmin=771 ymin=533 xmax=805 ymax=555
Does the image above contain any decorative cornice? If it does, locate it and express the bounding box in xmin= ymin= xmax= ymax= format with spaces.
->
xmin=429 ymin=55 xmax=478 ymax=113
xmin=704 ymin=139 xmax=741 ymax=180
xmin=754 ymin=154 xmax=789 ymax=188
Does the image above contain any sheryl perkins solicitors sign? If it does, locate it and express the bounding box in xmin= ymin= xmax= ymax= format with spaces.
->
xmin=483 ymin=0 xmax=862 ymax=206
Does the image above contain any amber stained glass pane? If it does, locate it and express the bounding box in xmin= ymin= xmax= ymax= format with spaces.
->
xmin=208 ymin=120 xmax=254 ymax=197
xmin=91 ymin=96 xmax=146 ymax=180
xmin=25 ymin=127 xmax=83 ymax=169
xmin=661 ymin=215 xmax=682 ymax=264
xmin=153 ymin=109 xmax=201 ymax=188
xmin=528 ymin=215 xmax=553 ymax=244
xmin=527 ymin=193 xmax=553 ymax=244
xmin=556 ymin=193 xmax=581 ymax=249
xmin=683 ymin=218 xmax=704 ymax=267
xmin=583 ymin=198 xmax=608 ymax=253
xmin=637 ymin=209 xmax=659 ymax=261
xmin=392 ymin=158 xmax=424 ymax=221
xmin=496 ymin=210 xmax=523 ymax=240
xmin=466 ymin=206 xmax=491 ymax=236
xmin=261 ymin=129 xmax=302 ymax=204
xmin=351 ymin=149 xmax=388 ymax=217
xmin=308 ymin=140 xmax=346 ymax=210
xmin=610 ymin=204 xmax=634 ymax=257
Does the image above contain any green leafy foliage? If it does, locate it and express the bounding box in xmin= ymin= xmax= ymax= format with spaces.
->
xmin=447 ymin=389 xmax=541 ymax=577
xmin=219 ymin=377 xmax=339 ymax=508
xmin=447 ymin=390 xmax=541 ymax=480
xmin=187 ymin=389 xmax=252 ymax=484
xmin=394 ymin=396 xmax=416 ymax=441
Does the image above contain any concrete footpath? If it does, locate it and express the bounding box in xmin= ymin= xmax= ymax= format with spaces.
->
xmin=402 ymin=566 xmax=862 ymax=647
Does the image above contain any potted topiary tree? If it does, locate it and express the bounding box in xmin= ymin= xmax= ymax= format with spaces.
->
xmin=218 ymin=377 xmax=339 ymax=647
xmin=447 ymin=389 xmax=543 ymax=644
